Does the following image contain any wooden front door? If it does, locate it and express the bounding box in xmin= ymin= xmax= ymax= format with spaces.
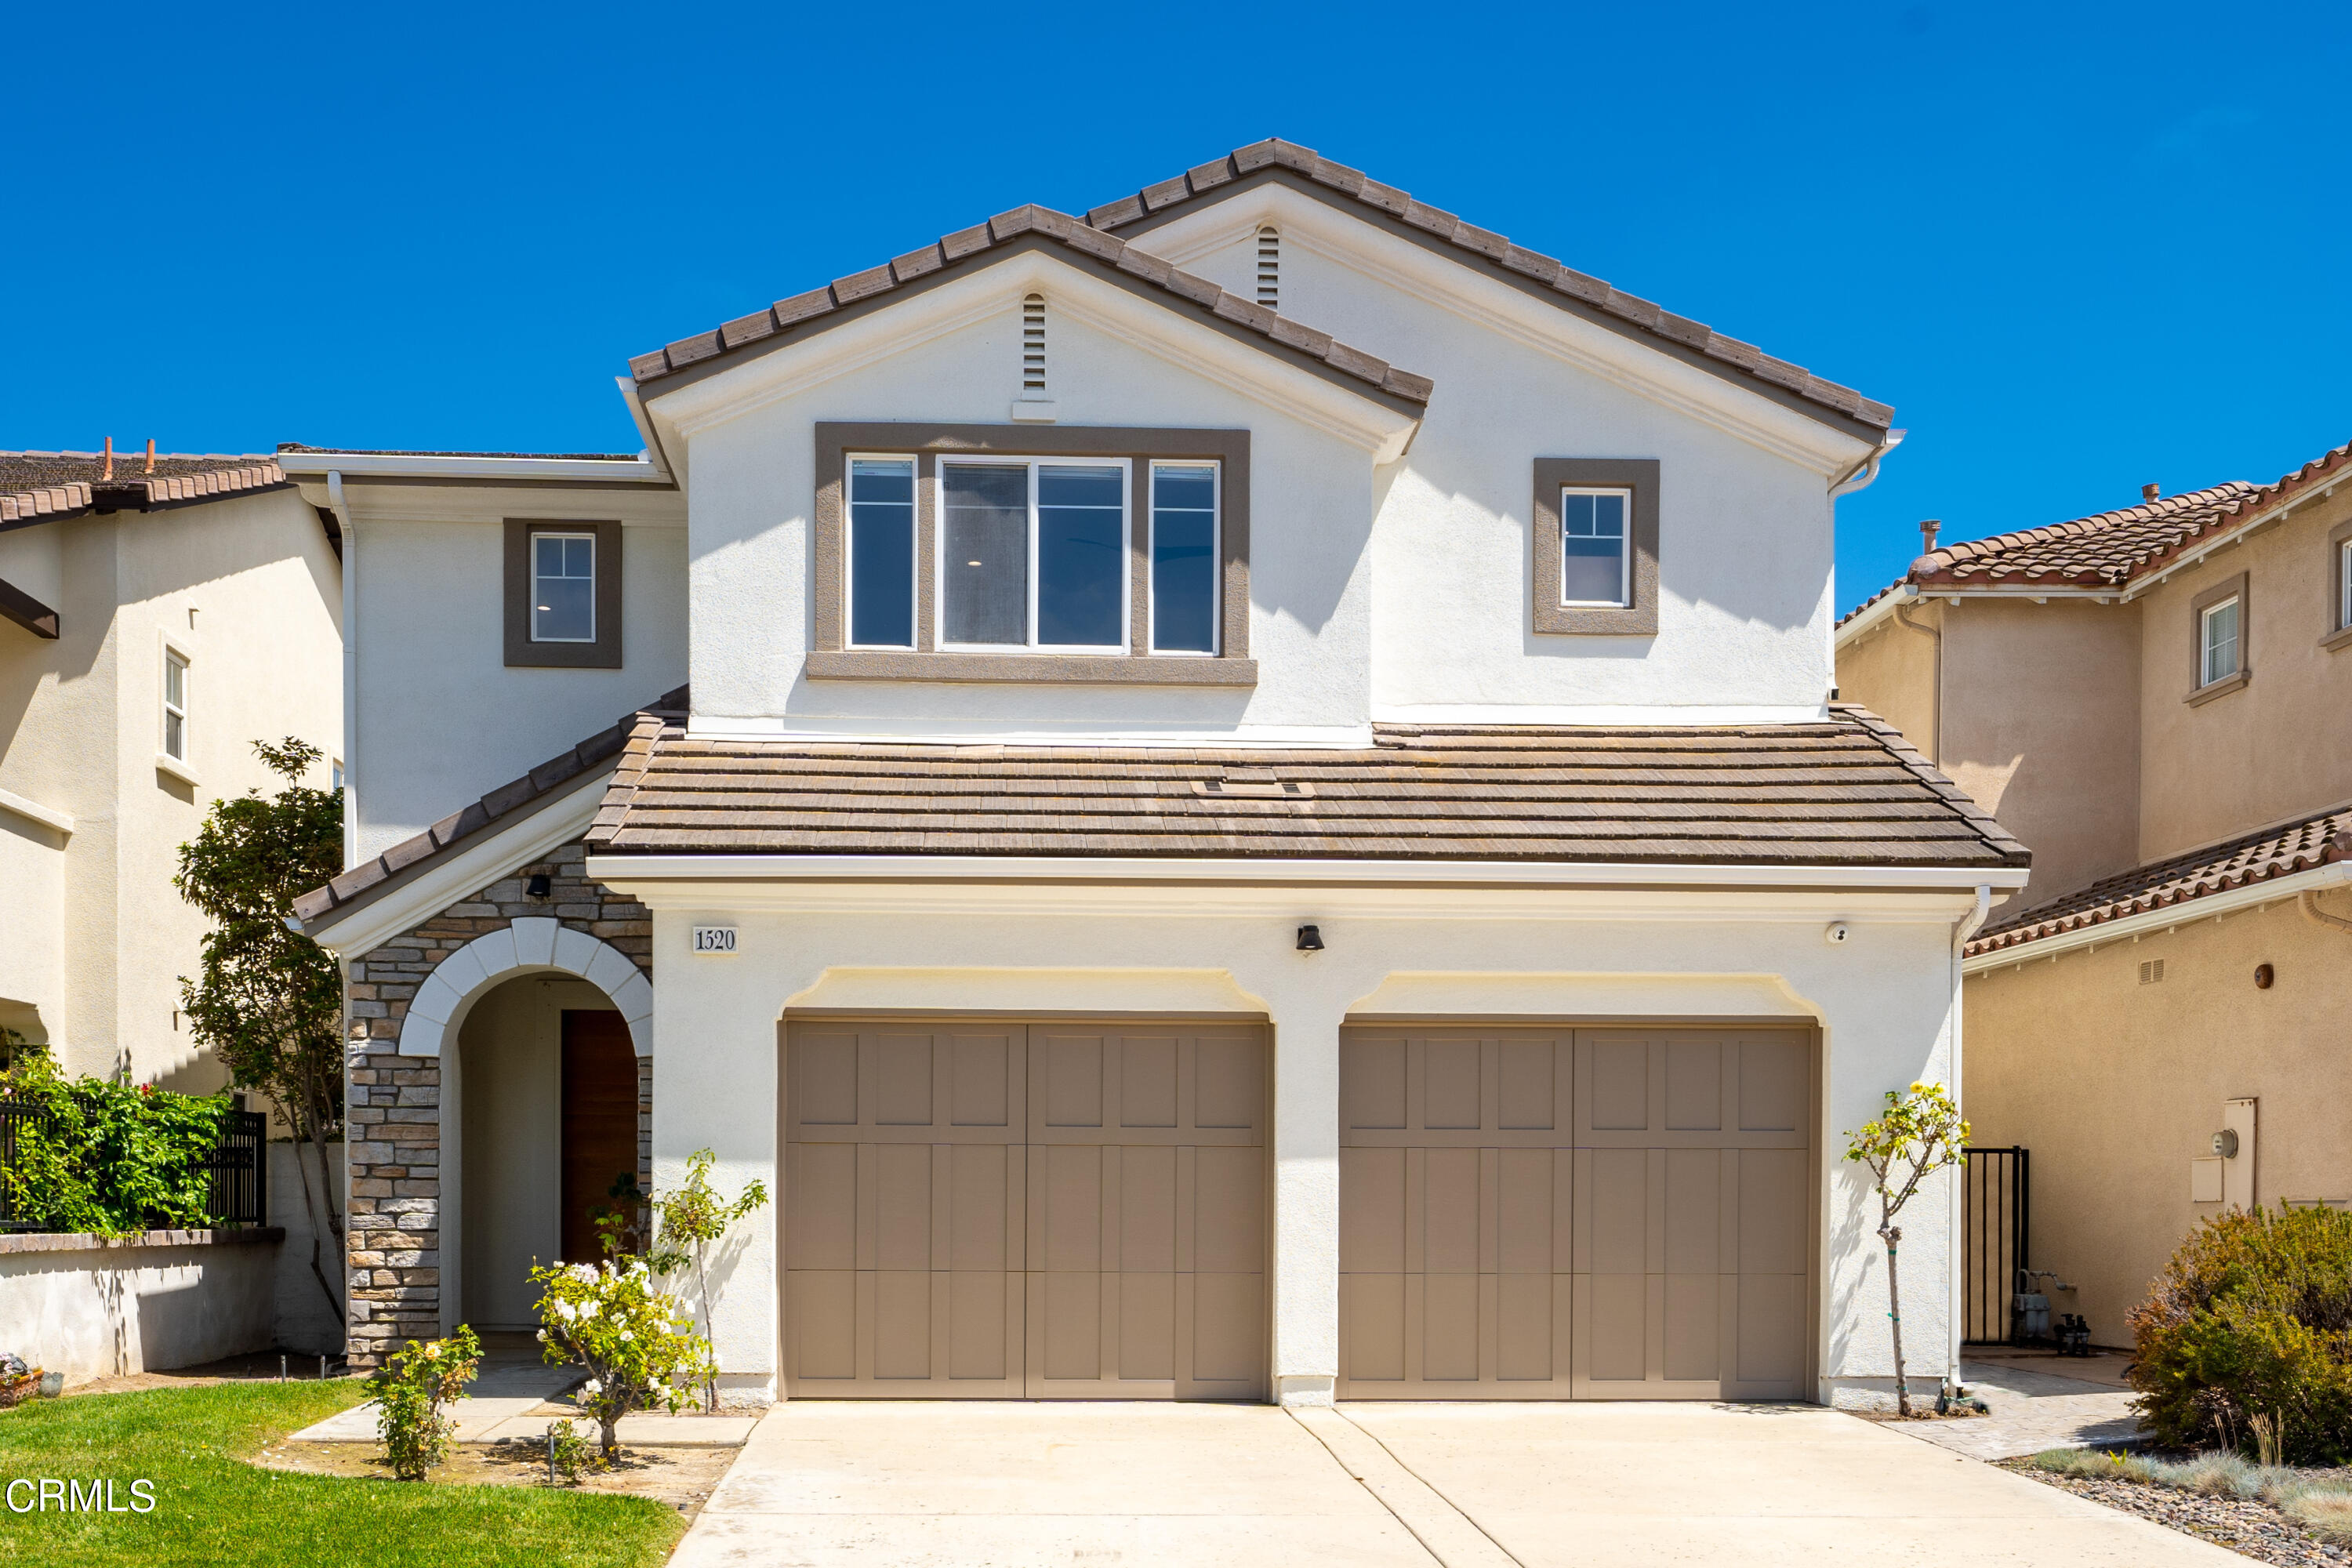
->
xmin=561 ymin=1010 xmax=640 ymax=1265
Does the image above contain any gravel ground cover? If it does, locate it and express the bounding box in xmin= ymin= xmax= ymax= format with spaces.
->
xmin=2004 ymin=1457 xmax=2352 ymax=1566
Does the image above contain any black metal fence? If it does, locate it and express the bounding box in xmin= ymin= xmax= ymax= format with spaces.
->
xmin=1962 ymin=1145 xmax=2030 ymax=1345
xmin=0 ymin=1098 xmax=267 ymax=1232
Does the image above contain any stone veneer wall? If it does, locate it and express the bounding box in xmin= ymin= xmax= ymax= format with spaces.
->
xmin=341 ymin=840 xmax=651 ymax=1367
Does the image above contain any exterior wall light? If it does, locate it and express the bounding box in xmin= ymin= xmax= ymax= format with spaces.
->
xmin=525 ymin=873 xmax=553 ymax=898
xmin=1296 ymin=924 xmax=1324 ymax=952
xmin=2254 ymin=963 xmax=2274 ymax=989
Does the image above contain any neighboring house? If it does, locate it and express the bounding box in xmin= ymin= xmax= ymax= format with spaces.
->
xmin=292 ymin=138 xmax=2030 ymax=1410
xmin=0 ymin=448 xmax=343 ymax=1087
xmin=1837 ymin=441 xmax=2352 ymax=1342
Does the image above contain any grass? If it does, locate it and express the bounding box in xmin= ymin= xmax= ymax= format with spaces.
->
xmin=0 ymin=1381 xmax=684 ymax=1567
xmin=2025 ymin=1446 xmax=2352 ymax=1546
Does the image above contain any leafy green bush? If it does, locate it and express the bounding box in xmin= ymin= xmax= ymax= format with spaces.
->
xmin=532 ymin=1258 xmax=711 ymax=1457
xmin=543 ymin=1417 xmax=595 ymax=1486
xmin=365 ymin=1327 xmax=483 ymax=1481
xmin=0 ymin=1053 xmax=234 ymax=1236
xmin=2128 ymin=1204 xmax=2352 ymax=1464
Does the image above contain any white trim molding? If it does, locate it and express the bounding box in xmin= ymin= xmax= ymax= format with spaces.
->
xmin=394 ymin=916 xmax=652 ymax=1058
xmin=1963 ymin=861 xmax=2352 ymax=973
xmin=0 ymin=787 xmax=72 ymax=837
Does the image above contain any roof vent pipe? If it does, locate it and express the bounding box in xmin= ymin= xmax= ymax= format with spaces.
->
xmin=1919 ymin=518 xmax=1940 ymax=553
xmin=2143 ymin=482 xmax=2161 ymax=503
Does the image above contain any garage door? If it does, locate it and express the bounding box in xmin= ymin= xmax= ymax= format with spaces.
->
xmin=1339 ymin=1026 xmax=1813 ymax=1399
xmin=784 ymin=1020 xmax=1266 ymax=1399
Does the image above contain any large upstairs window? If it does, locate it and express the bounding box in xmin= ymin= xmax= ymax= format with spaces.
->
xmin=940 ymin=459 xmax=1127 ymax=651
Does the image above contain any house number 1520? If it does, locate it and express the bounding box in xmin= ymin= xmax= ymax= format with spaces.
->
xmin=691 ymin=925 xmax=738 ymax=954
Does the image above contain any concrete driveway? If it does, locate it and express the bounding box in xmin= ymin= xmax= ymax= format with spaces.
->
xmin=670 ymin=1399 xmax=2241 ymax=1568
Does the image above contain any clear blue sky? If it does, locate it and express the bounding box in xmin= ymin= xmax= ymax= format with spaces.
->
xmin=9 ymin=2 xmax=2346 ymax=613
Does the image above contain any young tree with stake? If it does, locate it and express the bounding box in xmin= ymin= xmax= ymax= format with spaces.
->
xmin=647 ymin=1149 xmax=768 ymax=1412
xmin=1843 ymin=1081 xmax=1969 ymax=1417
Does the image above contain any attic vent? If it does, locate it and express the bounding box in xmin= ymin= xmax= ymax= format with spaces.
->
xmin=1255 ymin=227 xmax=1279 ymax=310
xmin=1022 ymin=294 xmax=1046 ymax=391
xmin=2140 ymin=958 xmax=2166 ymax=985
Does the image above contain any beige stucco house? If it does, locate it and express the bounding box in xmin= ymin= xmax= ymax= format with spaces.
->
xmin=292 ymin=139 xmax=2034 ymax=1411
xmin=1837 ymin=440 xmax=2352 ymax=1344
xmin=0 ymin=449 xmax=344 ymax=1087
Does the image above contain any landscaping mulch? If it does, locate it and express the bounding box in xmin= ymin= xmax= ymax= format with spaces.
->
xmin=2004 ymin=1461 xmax=2350 ymax=1566
xmin=252 ymin=1436 xmax=736 ymax=1517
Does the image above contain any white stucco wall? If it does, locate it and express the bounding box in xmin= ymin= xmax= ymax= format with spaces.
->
xmin=343 ymin=488 xmax=686 ymax=862
xmin=606 ymin=870 xmax=1971 ymax=1407
xmin=0 ymin=1234 xmax=279 ymax=1384
xmin=270 ymin=1140 xmax=348 ymax=1356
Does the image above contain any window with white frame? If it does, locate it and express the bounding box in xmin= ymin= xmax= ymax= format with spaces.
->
xmin=162 ymin=648 xmax=189 ymax=760
xmin=939 ymin=457 xmax=1128 ymax=650
xmin=847 ymin=458 xmax=916 ymax=648
xmin=1150 ymin=463 xmax=1218 ymax=654
xmin=1559 ymin=487 xmax=1632 ymax=608
xmin=2200 ymin=594 xmax=2241 ymax=686
xmin=530 ymin=532 xmax=596 ymax=643
xmin=2339 ymin=537 xmax=2351 ymax=633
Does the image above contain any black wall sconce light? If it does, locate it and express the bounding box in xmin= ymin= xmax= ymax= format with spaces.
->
xmin=525 ymin=873 xmax=553 ymax=898
xmin=1296 ymin=924 xmax=1324 ymax=952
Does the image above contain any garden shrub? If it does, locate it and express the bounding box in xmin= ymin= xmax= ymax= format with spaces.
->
xmin=532 ymin=1257 xmax=713 ymax=1457
xmin=2128 ymin=1204 xmax=2352 ymax=1464
xmin=365 ymin=1326 xmax=483 ymax=1480
xmin=543 ymin=1417 xmax=594 ymax=1486
xmin=0 ymin=1052 xmax=233 ymax=1236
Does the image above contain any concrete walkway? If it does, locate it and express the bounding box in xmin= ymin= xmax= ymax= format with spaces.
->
xmin=670 ymin=1399 xmax=2241 ymax=1567
xmin=1892 ymin=1356 xmax=2147 ymax=1461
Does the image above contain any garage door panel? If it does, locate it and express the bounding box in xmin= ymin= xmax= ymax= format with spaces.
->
xmin=1341 ymin=1148 xmax=1406 ymax=1272
xmin=1737 ymin=1147 xmax=1806 ymax=1274
xmin=1423 ymin=1148 xmax=1481 ymax=1272
xmin=1421 ymin=1274 xmax=1481 ymax=1380
xmin=873 ymin=1144 xmax=931 ymax=1272
xmin=1495 ymin=1272 xmax=1558 ymax=1381
xmin=1497 ymin=1040 xmax=1558 ymax=1131
xmin=1497 ymin=1149 xmax=1556 ymax=1272
xmin=1662 ymin=1273 xmax=1719 ymax=1382
xmin=1120 ymin=1036 xmax=1178 ymax=1127
xmin=788 ymin=1143 xmax=858 ymax=1269
xmin=872 ymin=1270 xmax=933 ymax=1379
xmin=789 ymin=1270 xmax=857 ymax=1381
xmin=1734 ymin=1272 xmax=1804 ymax=1392
xmin=1343 ymin=1273 xmax=1407 ymax=1382
xmin=1192 ymin=1146 xmax=1263 ymax=1274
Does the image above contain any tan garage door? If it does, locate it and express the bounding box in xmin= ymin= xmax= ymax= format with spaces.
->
xmin=1339 ymin=1026 xmax=1813 ymax=1400
xmin=784 ymin=1020 xmax=1266 ymax=1399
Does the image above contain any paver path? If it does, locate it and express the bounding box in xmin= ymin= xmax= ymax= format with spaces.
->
xmin=1893 ymin=1358 xmax=2147 ymax=1461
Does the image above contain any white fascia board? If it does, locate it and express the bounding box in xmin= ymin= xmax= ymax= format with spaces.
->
xmin=303 ymin=768 xmax=614 ymax=959
xmin=685 ymin=715 xmax=1377 ymax=748
xmin=1833 ymin=586 xmax=1916 ymax=648
xmin=641 ymin=249 xmax=1423 ymax=463
xmin=1138 ymin=184 xmax=1876 ymax=479
xmin=588 ymin=851 xmax=2027 ymax=894
xmin=1963 ymin=860 xmax=2352 ymax=972
xmin=1374 ymin=702 xmax=1831 ymax=726
xmin=275 ymin=452 xmax=668 ymax=485
xmin=1834 ymin=584 xmax=2120 ymax=651
xmin=0 ymin=787 xmax=72 ymax=837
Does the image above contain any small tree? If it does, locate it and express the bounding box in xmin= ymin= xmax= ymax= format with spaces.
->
xmin=365 ymin=1326 xmax=481 ymax=1480
xmin=1844 ymin=1081 xmax=1969 ymax=1417
xmin=647 ymin=1149 xmax=768 ymax=1411
xmin=173 ymin=739 xmax=345 ymax=1314
xmin=532 ymin=1258 xmax=710 ymax=1457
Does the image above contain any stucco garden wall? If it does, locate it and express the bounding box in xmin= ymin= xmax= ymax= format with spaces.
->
xmin=0 ymin=1229 xmax=281 ymax=1384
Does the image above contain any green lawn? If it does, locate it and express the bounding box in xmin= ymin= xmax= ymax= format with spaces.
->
xmin=0 ymin=1381 xmax=683 ymax=1567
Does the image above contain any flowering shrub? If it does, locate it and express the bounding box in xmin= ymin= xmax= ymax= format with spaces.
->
xmin=532 ymin=1257 xmax=712 ymax=1457
xmin=364 ymin=1326 xmax=481 ymax=1480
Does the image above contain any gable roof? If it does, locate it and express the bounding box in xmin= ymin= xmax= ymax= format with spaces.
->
xmin=1 ymin=450 xmax=292 ymax=530
xmin=626 ymin=204 xmax=1432 ymax=413
xmin=1969 ymin=802 xmax=2352 ymax=956
xmin=292 ymin=685 xmax=690 ymax=931
xmin=1086 ymin=139 xmax=1895 ymax=440
xmin=583 ymin=704 xmax=2027 ymax=871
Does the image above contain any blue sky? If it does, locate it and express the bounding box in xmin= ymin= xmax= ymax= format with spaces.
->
xmin=8 ymin=2 xmax=2347 ymax=613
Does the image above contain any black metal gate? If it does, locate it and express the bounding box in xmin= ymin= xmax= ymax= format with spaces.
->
xmin=1962 ymin=1145 xmax=2029 ymax=1345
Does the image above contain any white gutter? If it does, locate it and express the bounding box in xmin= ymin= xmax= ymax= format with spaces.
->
xmin=1829 ymin=429 xmax=1906 ymax=499
xmin=1963 ymin=859 xmax=2352 ymax=972
xmin=328 ymin=472 xmax=359 ymax=869
xmin=613 ymin=377 xmax=677 ymax=483
xmin=278 ymin=452 xmax=669 ymax=485
xmin=586 ymin=851 xmax=2031 ymax=892
xmin=0 ymin=787 xmax=72 ymax=837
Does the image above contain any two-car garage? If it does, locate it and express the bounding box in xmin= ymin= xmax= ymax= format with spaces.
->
xmin=782 ymin=1018 xmax=1814 ymax=1403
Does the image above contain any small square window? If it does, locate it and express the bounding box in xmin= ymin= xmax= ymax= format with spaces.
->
xmin=531 ymin=533 xmax=596 ymax=643
xmin=1559 ymin=488 xmax=1631 ymax=608
xmin=162 ymin=648 xmax=188 ymax=760
xmin=2200 ymin=597 xmax=2241 ymax=687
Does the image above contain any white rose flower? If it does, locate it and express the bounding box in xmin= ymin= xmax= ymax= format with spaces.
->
xmin=581 ymin=1378 xmax=601 ymax=1396
xmin=570 ymin=1264 xmax=598 ymax=1284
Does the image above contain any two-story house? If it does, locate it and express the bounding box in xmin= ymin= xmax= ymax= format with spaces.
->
xmin=1837 ymin=440 xmax=2352 ymax=1342
xmin=292 ymin=140 xmax=2028 ymax=1410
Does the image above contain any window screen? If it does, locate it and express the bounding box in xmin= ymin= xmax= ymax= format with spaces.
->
xmin=1559 ymin=489 xmax=1630 ymax=607
xmin=942 ymin=463 xmax=1030 ymax=646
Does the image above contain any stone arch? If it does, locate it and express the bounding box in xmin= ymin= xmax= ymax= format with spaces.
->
xmin=395 ymin=916 xmax=652 ymax=1058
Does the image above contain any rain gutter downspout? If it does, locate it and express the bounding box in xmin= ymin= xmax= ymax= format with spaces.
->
xmin=1829 ymin=429 xmax=1906 ymax=499
xmin=1892 ymin=595 xmax=1942 ymax=764
xmin=328 ymin=471 xmax=359 ymax=869
xmin=1949 ymin=882 xmax=1994 ymax=1388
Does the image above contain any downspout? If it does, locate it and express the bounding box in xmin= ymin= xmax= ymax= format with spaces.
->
xmin=328 ymin=472 xmax=358 ymax=869
xmin=2302 ymin=878 xmax=2352 ymax=936
xmin=1949 ymin=883 xmax=1993 ymax=1389
xmin=1892 ymin=597 xmax=1942 ymax=765
xmin=1829 ymin=429 xmax=1907 ymax=499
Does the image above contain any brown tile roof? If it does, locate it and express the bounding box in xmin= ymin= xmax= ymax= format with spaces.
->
xmin=626 ymin=204 xmax=1432 ymax=410
xmin=583 ymin=704 xmax=2025 ymax=869
xmin=1086 ymin=139 xmax=1895 ymax=436
xmin=0 ymin=450 xmax=292 ymax=529
xmin=1969 ymin=804 xmax=2352 ymax=956
xmin=293 ymin=685 xmax=690 ymax=929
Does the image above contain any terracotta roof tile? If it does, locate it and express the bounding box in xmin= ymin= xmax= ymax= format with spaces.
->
xmin=0 ymin=450 xmax=292 ymax=528
xmin=1969 ymin=805 xmax=2352 ymax=956
xmin=1087 ymin=139 xmax=1893 ymax=434
xmin=583 ymin=705 xmax=2025 ymax=869
xmin=629 ymin=201 xmax=1429 ymax=411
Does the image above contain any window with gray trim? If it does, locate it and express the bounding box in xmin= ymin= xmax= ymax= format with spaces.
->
xmin=2185 ymin=570 xmax=2249 ymax=703
xmin=504 ymin=518 xmax=623 ymax=669
xmin=1531 ymin=459 xmax=1659 ymax=634
xmin=808 ymin=423 xmax=1255 ymax=685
